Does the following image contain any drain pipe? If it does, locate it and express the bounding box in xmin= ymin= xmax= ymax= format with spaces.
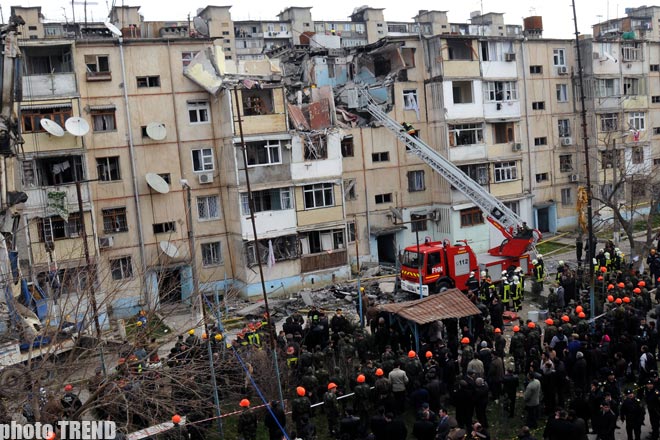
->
xmin=118 ymin=37 xmax=148 ymax=306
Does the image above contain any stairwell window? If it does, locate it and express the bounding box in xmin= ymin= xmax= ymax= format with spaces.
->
xmin=532 ymin=101 xmax=545 ymax=110
xmin=372 ymin=152 xmax=390 ymax=162
xmin=110 ymin=256 xmax=133 ymax=280
xmin=561 ymin=188 xmax=573 ymax=205
xmin=403 ymin=89 xmax=419 ymax=110
xmin=494 ymin=161 xmax=517 ymax=182
xmin=136 ymin=76 xmax=160 ymax=88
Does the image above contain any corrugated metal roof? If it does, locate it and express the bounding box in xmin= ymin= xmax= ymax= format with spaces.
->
xmin=378 ymin=289 xmax=481 ymax=325
xmin=21 ymin=103 xmax=72 ymax=111
xmin=88 ymin=104 xmax=116 ymax=111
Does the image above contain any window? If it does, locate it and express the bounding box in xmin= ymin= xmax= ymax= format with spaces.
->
xmin=344 ymin=179 xmax=357 ymax=201
xmin=653 ymin=96 xmax=660 ymax=103
xmin=652 ymin=64 xmax=660 ymax=72
xmin=532 ymin=101 xmax=545 ymax=110
xmin=407 ymin=170 xmax=425 ymax=192
xmin=556 ymin=84 xmax=568 ymax=102
xmin=102 ymin=207 xmax=128 ymax=233
xmin=201 ymin=242 xmax=222 ymax=266
xmin=247 ymin=235 xmax=298 ymax=266
xmin=560 ymin=188 xmax=572 ymax=205
xmin=96 ymin=157 xmax=121 ymax=182
xmin=494 ymin=161 xmax=517 ymax=182
xmin=623 ymin=77 xmax=642 ymax=95
xmin=192 ymin=148 xmax=214 ymax=172
xmin=596 ymin=78 xmax=620 ymax=97
xmin=181 ymin=51 xmax=199 ymax=67
xmin=241 ymin=187 xmax=292 ymax=214
xmin=459 ymin=164 xmax=489 ymax=185
xmin=403 ymin=89 xmax=419 ymax=110
xmin=341 ymin=136 xmax=354 ymax=157
xmin=529 ymin=65 xmax=543 ymax=74
xmin=558 ymin=119 xmax=571 ymax=137
xmin=411 ymin=214 xmax=427 ymax=232
xmin=110 ymin=257 xmax=133 ymax=280
xmin=246 ymin=140 xmax=281 ymax=166
xmin=460 ymin=207 xmax=484 ymax=227
xmin=372 ymin=152 xmax=390 ymax=162
xmin=187 ymin=101 xmax=210 ymax=124
xmin=85 ymin=55 xmax=110 ymax=80
xmin=21 ymin=106 xmax=72 ymax=133
xmin=136 ymin=76 xmax=160 ymax=88
xmin=628 ymin=112 xmax=645 ymax=130
xmin=303 ymin=183 xmax=334 ymax=209
xmin=197 ymin=195 xmax=220 ymax=220
xmin=622 ymin=42 xmax=641 ymax=61
xmin=480 ymin=40 xmax=514 ymax=61
xmin=153 ymin=222 xmax=176 ymax=234
xmin=559 ymin=154 xmax=573 ymax=172
xmin=654 ymin=127 xmax=660 ymax=135
xmin=599 ymin=113 xmax=618 ymax=132
xmin=535 ymin=173 xmax=549 ymax=182
xmin=242 ymin=89 xmax=274 ymax=116
xmin=447 ymin=39 xmax=473 ymax=60
xmin=375 ymin=193 xmax=392 ymax=204
xmin=504 ymin=201 xmax=520 ymax=215
xmin=347 ymin=221 xmax=357 ymax=242
xmin=37 ymin=213 xmax=81 ymax=242
xmin=22 ymin=155 xmax=84 ymax=186
xmin=601 ymin=150 xmax=621 ymax=169
xmin=632 ymin=146 xmax=644 ymax=164
xmin=492 ymin=122 xmax=514 ymax=143
xmin=449 ymin=123 xmax=483 ymax=146
xmin=91 ymin=109 xmax=116 ymax=132
xmin=484 ymin=81 xmax=518 ymax=102
xmin=553 ymin=48 xmax=566 ymax=66
xmin=534 ymin=137 xmax=547 ymax=146
xmin=304 ymin=135 xmax=327 ymax=160
xmin=452 ymin=81 xmax=473 ymax=104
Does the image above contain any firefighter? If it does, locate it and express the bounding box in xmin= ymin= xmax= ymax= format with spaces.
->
xmin=532 ymin=259 xmax=544 ymax=295
xmin=292 ymin=386 xmax=312 ymax=434
xmin=515 ymin=266 xmax=525 ymax=301
xmin=512 ymin=275 xmax=522 ymax=312
xmin=466 ymin=271 xmax=479 ymax=302
xmin=478 ymin=271 xmax=490 ymax=303
xmin=401 ymin=122 xmax=418 ymax=138
xmin=61 ymin=384 xmax=82 ymax=420
xmin=555 ymin=260 xmax=565 ymax=282
xmin=500 ymin=271 xmax=512 ymax=310
xmin=246 ymin=325 xmax=261 ymax=348
xmin=237 ymin=399 xmax=257 ymax=440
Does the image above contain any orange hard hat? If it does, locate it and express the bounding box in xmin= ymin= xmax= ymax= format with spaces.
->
xmin=357 ymin=374 xmax=366 ymax=383
xmin=494 ymin=328 xmax=501 ymax=334
xmin=425 ymin=351 xmax=433 ymax=358
xmin=615 ymin=298 xmax=622 ymax=305
xmin=118 ymin=357 xmax=126 ymax=364
xmin=598 ymin=276 xmax=604 ymax=281
xmin=239 ymin=399 xmax=250 ymax=408
xmin=638 ymin=281 xmax=646 ymax=287
xmin=202 ymin=333 xmax=208 ymax=340
xmin=64 ymin=384 xmax=73 ymax=392
xmin=172 ymin=414 xmax=182 ymax=425
xmin=575 ymin=305 xmax=583 ymax=314
xmin=633 ymin=287 xmax=641 ymax=294
xmin=561 ymin=315 xmax=570 ymax=323
xmin=623 ymin=296 xmax=631 ymax=303
xmin=375 ymin=368 xmax=384 ymax=377
xmin=578 ymin=312 xmax=586 ymax=319
xmin=545 ymin=318 xmax=554 ymax=326
xmin=296 ymin=386 xmax=306 ymax=397
xmin=460 ymin=337 xmax=470 ymax=344
xmin=528 ymin=322 xmax=536 ymax=329
xmin=600 ymin=266 xmax=607 ymax=273
xmin=328 ymin=382 xmax=337 ymax=390
xmin=607 ymin=295 xmax=614 ymax=302
xmin=408 ymin=350 xmax=416 ymax=359
xmin=607 ymin=284 xmax=614 ymax=290
xmin=513 ymin=326 xmax=520 ymax=332
xmin=617 ymin=282 xmax=625 ymax=288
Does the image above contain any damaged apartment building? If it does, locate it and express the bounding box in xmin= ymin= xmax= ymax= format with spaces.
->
xmin=8 ymin=3 xmax=656 ymax=309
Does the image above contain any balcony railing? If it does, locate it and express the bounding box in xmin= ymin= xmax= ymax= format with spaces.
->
xmin=300 ymin=249 xmax=347 ymax=272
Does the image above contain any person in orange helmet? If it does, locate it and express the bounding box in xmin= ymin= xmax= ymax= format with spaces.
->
xmin=237 ymin=399 xmax=257 ymax=440
xmin=323 ymin=383 xmax=340 ymax=436
xmin=291 ymin=386 xmax=311 ymax=435
xmin=61 ymin=384 xmax=82 ymax=419
xmin=353 ymin=374 xmax=372 ymax=433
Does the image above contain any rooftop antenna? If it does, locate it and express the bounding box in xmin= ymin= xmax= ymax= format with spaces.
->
xmin=62 ymin=7 xmax=68 ymax=24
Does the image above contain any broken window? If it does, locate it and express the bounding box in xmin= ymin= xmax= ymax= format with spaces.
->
xmin=600 ymin=113 xmax=618 ymax=132
xmin=447 ymin=39 xmax=473 ymax=60
xmin=596 ymin=79 xmax=619 ymax=97
xmin=373 ymin=55 xmax=391 ymax=76
xmin=341 ymin=136 xmax=354 ymax=157
xmin=459 ymin=164 xmax=489 ymax=185
xmin=344 ymin=179 xmax=357 ymax=201
xmin=192 ymin=148 xmax=214 ymax=172
xmin=246 ymin=140 xmax=281 ymax=166
xmin=201 ymin=242 xmax=222 ymax=266
xmin=241 ymin=187 xmax=292 ymax=215
xmin=102 ymin=207 xmax=128 ymax=233
xmin=153 ymin=222 xmax=176 ymax=234
xmin=601 ymin=150 xmax=621 ymax=169
xmin=300 ymin=229 xmax=345 ymax=255
xmin=452 ymin=81 xmax=473 ymax=104
xmin=181 ymin=51 xmax=199 ymax=68
xmin=632 ymin=146 xmax=644 ymax=164
xmin=449 ymin=123 xmax=483 ymax=146
xmin=407 ymin=170 xmax=425 ymax=192
xmin=91 ymin=109 xmax=116 ymax=132
xmin=22 ymin=105 xmax=73 ymax=133
xmin=242 ymin=89 xmax=274 ymax=116
xmin=37 ymin=213 xmax=82 ymax=242
xmin=22 ymin=155 xmax=84 ymax=187
xmin=85 ymin=55 xmax=110 ymax=81
xmin=110 ymin=256 xmax=133 ymax=280
xmin=347 ymin=221 xmax=357 ymax=242
xmin=403 ymin=89 xmax=419 ymax=110
xmin=303 ymin=134 xmax=328 ymax=160
xmin=23 ymin=45 xmax=73 ymax=75
xmin=401 ymin=47 xmax=416 ymax=68
xmin=481 ymin=40 xmax=513 ymax=61
xmin=492 ymin=122 xmax=515 ymax=144
xmin=246 ymin=235 xmax=299 ymax=266
xmin=623 ymin=77 xmax=642 ymax=96
xmin=97 ymin=157 xmax=121 ymax=182
xmin=559 ymin=154 xmax=573 ymax=172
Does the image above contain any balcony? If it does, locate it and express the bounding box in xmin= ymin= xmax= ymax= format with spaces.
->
xmin=22 ymin=73 xmax=77 ymax=98
xmin=301 ymin=249 xmax=347 ymax=272
xmin=24 ymin=184 xmax=91 ymax=214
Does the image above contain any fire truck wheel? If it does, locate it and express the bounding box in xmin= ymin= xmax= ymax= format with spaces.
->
xmin=0 ymin=365 xmax=27 ymax=396
xmin=435 ymin=281 xmax=451 ymax=293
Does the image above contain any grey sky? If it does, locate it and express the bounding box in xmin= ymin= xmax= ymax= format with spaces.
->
xmin=3 ymin=0 xmax=655 ymax=39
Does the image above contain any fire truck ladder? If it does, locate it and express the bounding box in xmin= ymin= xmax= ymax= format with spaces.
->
xmin=358 ymin=88 xmax=539 ymax=256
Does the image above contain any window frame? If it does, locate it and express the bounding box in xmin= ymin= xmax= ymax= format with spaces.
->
xmin=246 ymin=140 xmax=282 ymax=166
xmin=449 ymin=123 xmax=484 ymax=146
xmin=559 ymin=154 xmax=573 ymax=172
xmin=460 ymin=207 xmax=484 ymax=227
xmin=484 ymin=81 xmax=518 ymax=102
xmin=136 ymin=75 xmax=161 ymax=88
xmin=303 ymin=183 xmax=335 ymax=210
xmin=91 ymin=110 xmax=116 ymax=132
xmin=556 ymin=84 xmax=568 ymax=102
xmin=553 ymin=48 xmax=566 ymax=66
xmin=187 ymin=100 xmax=210 ymax=125
xmin=110 ymin=256 xmax=133 ymax=280
xmin=627 ymin=112 xmax=646 ymax=131
xmin=96 ymin=156 xmax=121 ymax=182
xmin=191 ymin=148 xmax=214 ymax=172
xmin=21 ymin=106 xmax=73 ymax=133
xmin=197 ymin=195 xmax=220 ymax=220
xmin=374 ymin=193 xmax=392 ymax=204
xmin=407 ymin=170 xmax=425 ymax=192
xmin=558 ymin=119 xmax=571 ymax=137
xmin=599 ymin=113 xmax=618 ymax=132
xmin=201 ymin=241 xmax=223 ymax=266
xmin=493 ymin=161 xmax=518 ymax=183
xmin=102 ymin=207 xmax=128 ymax=233
xmin=402 ymin=89 xmax=419 ymax=110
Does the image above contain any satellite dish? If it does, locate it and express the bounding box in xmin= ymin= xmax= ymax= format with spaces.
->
xmin=145 ymin=173 xmax=170 ymax=194
xmin=40 ymin=119 xmax=65 ymax=137
xmin=145 ymin=122 xmax=167 ymax=141
xmin=193 ymin=16 xmax=209 ymax=37
xmin=65 ymin=117 xmax=90 ymax=136
xmin=160 ymin=241 xmax=180 ymax=258
xmin=104 ymin=21 xmax=122 ymax=37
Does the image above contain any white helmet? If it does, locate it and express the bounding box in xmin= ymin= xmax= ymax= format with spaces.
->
xmin=513 ymin=276 xmax=519 ymax=282
xmin=558 ymin=260 xmax=564 ymax=266
xmin=537 ymin=254 xmax=543 ymax=259
xmin=515 ymin=267 xmax=523 ymax=273
xmin=470 ymin=271 xmax=475 ymax=277
xmin=532 ymin=259 xmax=538 ymax=265
xmin=604 ymin=252 xmax=610 ymax=259
xmin=502 ymin=270 xmax=507 ymax=276
xmin=480 ymin=271 xmax=487 ymax=277
xmin=614 ymin=247 xmax=620 ymax=253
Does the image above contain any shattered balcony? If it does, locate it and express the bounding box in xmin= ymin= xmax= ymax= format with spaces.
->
xmin=21 ymin=44 xmax=77 ymax=98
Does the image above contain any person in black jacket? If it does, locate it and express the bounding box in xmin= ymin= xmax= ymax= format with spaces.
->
xmin=596 ymin=400 xmax=618 ymax=440
xmin=263 ymin=400 xmax=286 ymax=440
xmin=620 ymin=389 xmax=643 ymax=440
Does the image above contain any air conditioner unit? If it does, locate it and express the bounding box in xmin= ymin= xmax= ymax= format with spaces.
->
xmin=557 ymin=66 xmax=569 ymax=75
xmin=98 ymin=236 xmax=114 ymax=249
xmin=198 ymin=172 xmax=214 ymax=184
xmin=569 ymin=174 xmax=579 ymax=182
xmin=561 ymin=137 xmax=573 ymax=146
xmin=511 ymin=143 xmax=522 ymax=152
xmin=505 ymin=53 xmax=516 ymax=62
xmin=429 ymin=209 xmax=441 ymax=222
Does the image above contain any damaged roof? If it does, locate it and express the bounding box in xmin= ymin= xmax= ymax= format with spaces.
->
xmin=378 ymin=289 xmax=481 ymax=324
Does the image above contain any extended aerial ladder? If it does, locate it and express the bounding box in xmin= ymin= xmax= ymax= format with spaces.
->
xmin=354 ymin=87 xmax=541 ymax=257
